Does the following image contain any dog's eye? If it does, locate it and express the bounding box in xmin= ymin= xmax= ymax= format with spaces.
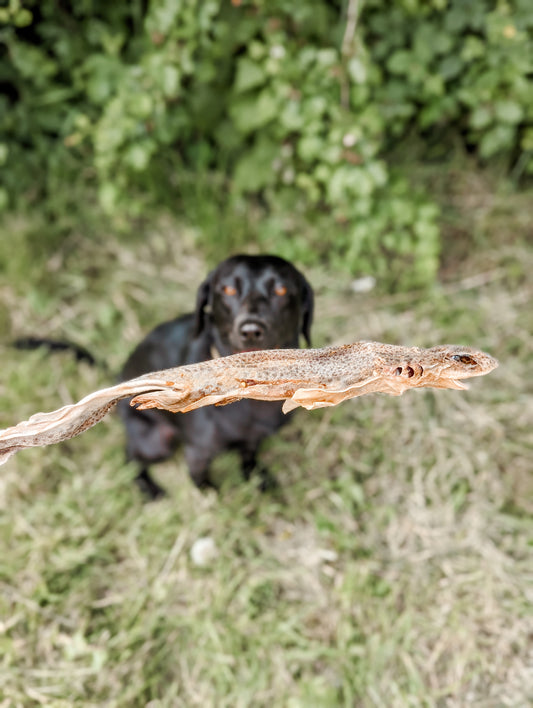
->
xmin=274 ymin=285 xmax=287 ymax=296
xmin=222 ymin=285 xmax=237 ymax=296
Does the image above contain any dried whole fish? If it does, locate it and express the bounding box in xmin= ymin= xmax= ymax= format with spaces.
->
xmin=0 ymin=341 xmax=498 ymax=465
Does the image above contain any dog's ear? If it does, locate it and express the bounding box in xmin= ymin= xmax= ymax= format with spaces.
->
xmin=193 ymin=273 xmax=214 ymax=337
xmin=299 ymin=275 xmax=314 ymax=347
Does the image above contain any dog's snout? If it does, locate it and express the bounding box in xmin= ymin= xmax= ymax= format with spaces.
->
xmin=239 ymin=320 xmax=266 ymax=343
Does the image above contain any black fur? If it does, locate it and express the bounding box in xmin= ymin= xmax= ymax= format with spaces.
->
xmin=14 ymin=337 xmax=98 ymax=366
xmin=118 ymin=254 xmax=314 ymax=497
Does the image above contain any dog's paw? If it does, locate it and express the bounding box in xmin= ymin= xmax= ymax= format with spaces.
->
xmin=134 ymin=469 xmax=167 ymax=501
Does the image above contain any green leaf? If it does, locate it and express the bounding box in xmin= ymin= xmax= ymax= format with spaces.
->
xmin=10 ymin=43 xmax=57 ymax=83
xmin=316 ymin=49 xmax=337 ymax=67
xmin=230 ymin=90 xmax=279 ymax=134
xmin=124 ymin=143 xmax=152 ymax=171
xmin=162 ymin=65 xmax=180 ymax=97
xmin=470 ymin=106 xmax=493 ymax=129
xmin=494 ymin=100 xmax=524 ymax=125
xmin=297 ymin=135 xmax=324 ymax=161
xmin=233 ymin=138 xmax=278 ymax=192
xmin=438 ymin=55 xmax=463 ymax=80
xmin=280 ymin=100 xmax=304 ymax=131
xmin=387 ymin=50 xmax=412 ymax=75
xmin=348 ymin=57 xmax=367 ymax=85
xmin=461 ymin=35 xmax=485 ymax=62
xmin=424 ymin=74 xmax=444 ymax=96
xmin=234 ymin=58 xmax=266 ymax=94
xmin=127 ymin=92 xmax=153 ymax=119
xmin=479 ymin=124 xmax=514 ymax=157
xmin=14 ymin=8 xmax=33 ymax=27
xmin=328 ymin=166 xmax=374 ymax=202
xmin=83 ymin=55 xmax=124 ymax=105
xmin=366 ymin=160 xmax=388 ymax=188
xmin=99 ymin=182 xmax=118 ymax=213
xmin=146 ymin=0 xmax=181 ymax=35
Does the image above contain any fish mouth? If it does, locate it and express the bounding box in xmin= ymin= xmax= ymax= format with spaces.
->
xmin=450 ymin=379 xmax=468 ymax=390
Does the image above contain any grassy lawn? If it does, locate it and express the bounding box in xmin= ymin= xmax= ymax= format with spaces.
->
xmin=0 ymin=166 xmax=531 ymax=706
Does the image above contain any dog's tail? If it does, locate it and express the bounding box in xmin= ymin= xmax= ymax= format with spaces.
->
xmin=13 ymin=337 xmax=103 ymax=368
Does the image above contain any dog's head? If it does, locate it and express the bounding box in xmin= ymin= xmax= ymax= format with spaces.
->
xmin=194 ymin=255 xmax=314 ymax=355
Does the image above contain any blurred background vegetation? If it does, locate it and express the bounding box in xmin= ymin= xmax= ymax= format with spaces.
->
xmin=1 ymin=2 xmax=533 ymax=705
xmin=1 ymin=0 xmax=531 ymax=289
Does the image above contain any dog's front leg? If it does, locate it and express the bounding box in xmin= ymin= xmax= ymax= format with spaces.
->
xmin=239 ymin=446 xmax=278 ymax=491
xmin=184 ymin=445 xmax=217 ymax=490
xmin=135 ymin=467 xmax=167 ymax=499
xmin=239 ymin=447 xmax=258 ymax=481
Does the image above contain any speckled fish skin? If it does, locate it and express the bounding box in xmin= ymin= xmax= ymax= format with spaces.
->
xmin=130 ymin=342 xmax=498 ymax=412
xmin=0 ymin=341 xmax=499 ymax=465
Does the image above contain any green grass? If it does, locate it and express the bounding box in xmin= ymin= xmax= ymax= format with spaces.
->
xmin=0 ymin=164 xmax=532 ymax=706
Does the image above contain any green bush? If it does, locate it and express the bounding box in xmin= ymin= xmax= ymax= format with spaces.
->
xmin=0 ymin=0 xmax=531 ymax=288
xmin=364 ymin=0 xmax=533 ymax=161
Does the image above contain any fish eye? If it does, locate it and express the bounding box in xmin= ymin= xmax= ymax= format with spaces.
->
xmin=452 ymin=354 xmax=476 ymax=365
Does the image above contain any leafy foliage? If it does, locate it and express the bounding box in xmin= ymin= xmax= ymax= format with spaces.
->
xmin=365 ymin=0 xmax=533 ymax=161
xmin=0 ymin=0 xmax=531 ymax=288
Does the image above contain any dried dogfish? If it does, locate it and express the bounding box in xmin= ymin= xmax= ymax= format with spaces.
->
xmin=0 ymin=341 xmax=498 ymax=465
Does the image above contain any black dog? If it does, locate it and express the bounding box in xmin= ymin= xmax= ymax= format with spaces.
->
xmin=118 ymin=255 xmax=314 ymax=498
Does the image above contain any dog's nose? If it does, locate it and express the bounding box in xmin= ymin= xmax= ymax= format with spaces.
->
xmin=239 ymin=320 xmax=266 ymax=344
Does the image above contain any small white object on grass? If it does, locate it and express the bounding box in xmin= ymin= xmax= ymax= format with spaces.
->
xmin=350 ymin=275 xmax=376 ymax=293
xmin=190 ymin=537 xmax=218 ymax=567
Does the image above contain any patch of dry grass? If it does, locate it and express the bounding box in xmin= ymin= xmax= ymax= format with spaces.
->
xmin=0 ymin=174 xmax=531 ymax=706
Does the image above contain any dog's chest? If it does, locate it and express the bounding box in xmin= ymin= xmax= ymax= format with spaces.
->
xmin=199 ymin=398 xmax=287 ymax=443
